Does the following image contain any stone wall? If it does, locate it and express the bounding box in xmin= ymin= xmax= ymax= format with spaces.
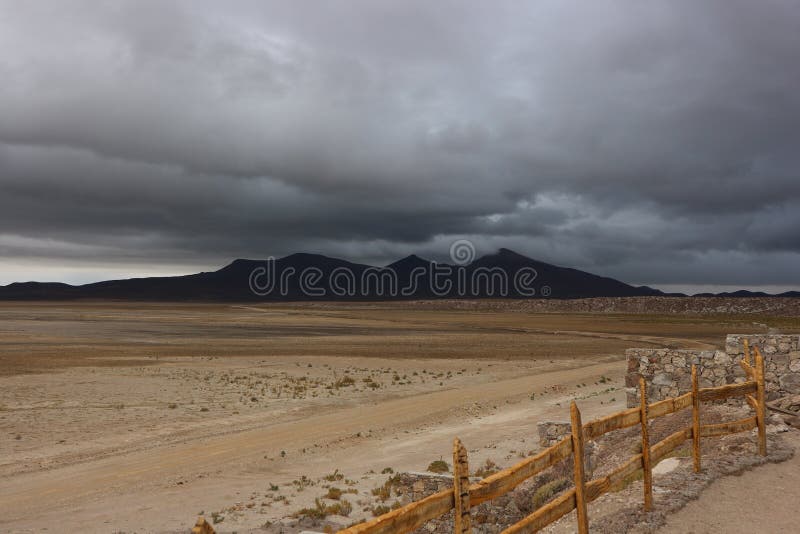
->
xmin=626 ymin=334 xmax=800 ymax=407
xmin=536 ymin=421 xmax=571 ymax=448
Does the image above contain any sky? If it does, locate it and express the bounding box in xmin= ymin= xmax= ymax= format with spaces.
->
xmin=1 ymin=0 xmax=799 ymax=293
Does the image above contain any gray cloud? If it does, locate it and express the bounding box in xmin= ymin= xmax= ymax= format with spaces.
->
xmin=0 ymin=0 xmax=799 ymax=290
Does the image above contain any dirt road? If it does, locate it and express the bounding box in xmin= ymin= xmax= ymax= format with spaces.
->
xmin=657 ymin=430 xmax=800 ymax=534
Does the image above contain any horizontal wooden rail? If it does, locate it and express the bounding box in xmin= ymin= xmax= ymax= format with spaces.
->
xmin=502 ymin=488 xmax=577 ymax=534
xmin=583 ymin=407 xmax=640 ymax=440
xmin=586 ymin=453 xmax=642 ymax=502
xmin=651 ymin=428 xmax=692 ymax=464
xmin=699 ymin=381 xmax=756 ymax=402
xmin=469 ymin=436 xmax=572 ymax=505
xmin=648 ymin=392 xmax=692 ymax=419
xmin=341 ymin=489 xmax=453 ymax=534
xmin=700 ymin=416 xmax=757 ymax=438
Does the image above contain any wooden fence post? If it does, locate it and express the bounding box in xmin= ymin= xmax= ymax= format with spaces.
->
xmin=639 ymin=377 xmax=653 ymax=511
xmin=192 ymin=517 xmax=216 ymax=534
xmin=754 ymin=348 xmax=767 ymax=457
xmin=743 ymin=338 xmax=751 ymax=366
xmin=570 ymin=401 xmax=589 ymax=534
xmin=453 ymin=438 xmax=471 ymax=534
xmin=691 ymin=364 xmax=701 ymax=473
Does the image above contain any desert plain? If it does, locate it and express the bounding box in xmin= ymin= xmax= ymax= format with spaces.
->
xmin=2 ymin=299 xmax=799 ymax=533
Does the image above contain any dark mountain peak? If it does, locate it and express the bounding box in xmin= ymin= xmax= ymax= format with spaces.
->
xmin=473 ymin=247 xmax=546 ymax=267
xmin=1 ymin=251 xmax=795 ymax=301
xmin=497 ymin=247 xmax=527 ymax=259
xmin=388 ymin=254 xmax=431 ymax=270
xmin=282 ymin=252 xmax=326 ymax=261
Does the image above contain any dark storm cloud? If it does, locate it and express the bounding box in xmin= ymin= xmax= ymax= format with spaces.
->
xmin=0 ymin=0 xmax=799 ymax=289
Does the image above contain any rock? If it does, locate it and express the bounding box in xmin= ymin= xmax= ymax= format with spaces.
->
xmin=783 ymin=415 xmax=800 ymax=429
xmin=652 ymin=372 xmax=673 ymax=386
xmin=713 ymin=351 xmax=730 ymax=365
xmin=767 ymin=423 xmax=790 ymax=434
xmin=652 ymin=457 xmax=681 ymax=475
xmin=779 ymin=373 xmax=800 ymax=394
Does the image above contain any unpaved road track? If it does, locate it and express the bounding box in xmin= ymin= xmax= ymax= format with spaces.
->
xmin=0 ymin=360 xmax=620 ymax=532
xmin=657 ymin=431 xmax=800 ymax=534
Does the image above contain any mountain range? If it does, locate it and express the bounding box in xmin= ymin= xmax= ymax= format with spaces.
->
xmin=0 ymin=249 xmax=796 ymax=301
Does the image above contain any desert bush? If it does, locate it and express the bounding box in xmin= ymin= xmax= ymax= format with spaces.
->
xmin=532 ymin=477 xmax=570 ymax=509
xmin=427 ymin=459 xmax=449 ymax=474
xmin=473 ymin=459 xmax=500 ymax=478
xmin=371 ymin=504 xmax=391 ymax=516
xmin=328 ymin=499 xmax=353 ymax=516
xmin=323 ymin=469 xmax=344 ymax=482
xmin=335 ymin=376 xmax=356 ymax=388
xmin=326 ymin=487 xmax=342 ymax=500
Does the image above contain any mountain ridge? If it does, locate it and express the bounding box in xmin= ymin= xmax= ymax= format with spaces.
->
xmin=0 ymin=249 xmax=796 ymax=300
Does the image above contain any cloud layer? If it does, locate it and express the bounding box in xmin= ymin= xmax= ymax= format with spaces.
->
xmin=1 ymin=0 xmax=799 ymax=289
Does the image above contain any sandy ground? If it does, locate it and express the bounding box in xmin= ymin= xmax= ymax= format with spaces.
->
xmin=0 ymin=301 xmax=794 ymax=533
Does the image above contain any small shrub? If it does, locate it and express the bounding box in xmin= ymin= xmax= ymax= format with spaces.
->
xmin=381 ymin=467 xmax=394 ymax=474
xmin=326 ymin=487 xmax=342 ymax=500
xmin=532 ymin=478 xmax=570 ymax=509
xmin=293 ymin=499 xmax=327 ymax=520
xmin=371 ymin=482 xmax=391 ymax=501
xmin=324 ymin=469 xmax=344 ymax=482
xmin=335 ymin=376 xmax=356 ymax=388
xmin=372 ymin=504 xmax=391 ymax=516
xmin=168 ymin=403 xmax=177 ymax=409
xmin=328 ymin=499 xmax=353 ymax=517
xmin=427 ymin=460 xmax=449 ymax=474
xmin=473 ymin=459 xmax=500 ymax=478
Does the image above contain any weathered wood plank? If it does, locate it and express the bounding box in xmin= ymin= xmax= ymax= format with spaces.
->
xmin=691 ymin=365 xmax=701 ymax=472
xmin=582 ymin=407 xmax=641 ymax=440
xmin=639 ymin=377 xmax=653 ymax=511
xmin=745 ymin=393 xmax=758 ymax=411
xmin=500 ymin=489 xmax=576 ymax=534
xmin=699 ymin=381 xmax=757 ymax=402
xmin=648 ymin=392 xmax=692 ymax=419
xmin=192 ymin=517 xmax=216 ymax=534
xmin=340 ymin=489 xmax=453 ymax=534
xmin=740 ymin=358 xmax=755 ymax=379
xmin=755 ymin=347 xmax=767 ymax=456
xmin=469 ymin=437 xmax=572 ymax=505
xmin=650 ymin=428 xmax=691 ymax=465
xmin=453 ymin=438 xmax=471 ymax=534
xmin=571 ymin=402 xmax=589 ymax=534
xmin=606 ymin=453 xmax=645 ymax=491
xmin=584 ymin=453 xmax=643 ymax=503
xmin=699 ymin=416 xmax=757 ymax=437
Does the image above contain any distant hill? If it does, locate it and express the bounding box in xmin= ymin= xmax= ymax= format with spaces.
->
xmin=0 ymin=249 xmax=794 ymax=301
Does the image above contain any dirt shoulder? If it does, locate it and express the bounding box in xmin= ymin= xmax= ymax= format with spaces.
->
xmin=657 ymin=428 xmax=800 ymax=534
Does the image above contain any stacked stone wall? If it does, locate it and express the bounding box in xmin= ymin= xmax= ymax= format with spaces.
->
xmin=626 ymin=334 xmax=800 ymax=407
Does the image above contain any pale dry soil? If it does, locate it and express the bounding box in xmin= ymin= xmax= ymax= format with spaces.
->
xmin=0 ymin=301 xmax=794 ymax=533
xmin=657 ymin=429 xmax=800 ymax=534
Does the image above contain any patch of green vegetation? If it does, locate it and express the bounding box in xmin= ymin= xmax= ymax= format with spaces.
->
xmin=532 ymin=478 xmax=570 ymax=509
xmin=426 ymin=459 xmax=450 ymax=474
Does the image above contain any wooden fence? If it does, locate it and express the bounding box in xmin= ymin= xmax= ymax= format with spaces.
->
xmin=338 ymin=342 xmax=768 ymax=534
